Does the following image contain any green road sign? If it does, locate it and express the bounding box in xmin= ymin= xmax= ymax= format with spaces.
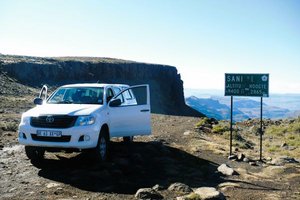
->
xmin=225 ymin=73 xmax=269 ymax=97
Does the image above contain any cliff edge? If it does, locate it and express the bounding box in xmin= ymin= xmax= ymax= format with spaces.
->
xmin=0 ymin=54 xmax=203 ymax=117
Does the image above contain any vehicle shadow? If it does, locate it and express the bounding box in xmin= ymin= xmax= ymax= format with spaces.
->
xmin=37 ymin=141 xmax=223 ymax=194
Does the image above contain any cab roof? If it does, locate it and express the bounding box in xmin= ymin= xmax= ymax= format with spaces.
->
xmin=61 ymin=83 xmax=130 ymax=88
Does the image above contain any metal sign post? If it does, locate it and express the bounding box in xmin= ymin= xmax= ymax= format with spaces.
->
xmin=230 ymin=96 xmax=233 ymax=155
xmin=225 ymin=73 xmax=269 ymax=160
xmin=260 ymin=97 xmax=263 ymax=161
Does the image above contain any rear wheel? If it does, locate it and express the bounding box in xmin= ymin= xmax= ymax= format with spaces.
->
xmin=123 ymin=136 xmax=134 ymax=144
xmin=95 ymin=129 xmax=110 ymax=161
xmin=25 ymin=146 xmax=45 ymax=161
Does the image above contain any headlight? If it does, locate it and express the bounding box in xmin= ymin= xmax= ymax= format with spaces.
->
xmin=75 ymin=116 xmax=95 ymax=126
xmin=20 ymin=115 xmax=30 ymax=125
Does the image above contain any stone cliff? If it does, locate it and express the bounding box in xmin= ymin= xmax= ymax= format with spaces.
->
xmin=0 ymin=54 xmax=203 ymax=116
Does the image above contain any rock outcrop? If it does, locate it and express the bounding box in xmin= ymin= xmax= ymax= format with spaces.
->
xmin=217 ymin=164 xmax=235 ymax=176
xmin=0 ymin=55 xmax=203 ymax=116
xmin=135 ymin=188 xmax=163 ymax=199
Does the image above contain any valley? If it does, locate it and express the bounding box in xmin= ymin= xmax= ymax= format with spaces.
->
xmin=185 ymin=94 xmax=300 ymax=121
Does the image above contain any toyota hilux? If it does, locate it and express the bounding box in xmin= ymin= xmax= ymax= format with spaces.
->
xmin=18 ymin=83 xmax=151 ymax=161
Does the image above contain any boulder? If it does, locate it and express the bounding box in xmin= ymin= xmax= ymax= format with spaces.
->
xmin=135 ymin=188 xmax=163 ymax=200
xmin=217 ymin=164 xmax=235 ymax=176
xmin=46 ymin=182 xmax=61 ymax=189
xmin=270 ymin=156 xmax=299 ymax=166
xmin=280 ymin=143 xmax=288 ymax=148
xmin=228 ymin=155 xmax=237 ymax=160
xmin=265 ymin=157 xmax=272 ymax=161
xmin=183 ymin=131 xmax=191 ymax=136
xmin=194 ymin=187 xmax=224 ymax=200
xmin=237 ymin=153 xmax=245 ymax=161
xmin=176 ymin=193 xmax=200 ymax=200
xmin=152 ymin=184 xmax=164 ymax=191
xmin=168 ymin=182 xmax=193 ymax=194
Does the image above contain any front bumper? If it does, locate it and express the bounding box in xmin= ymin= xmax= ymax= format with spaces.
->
xmin=18 ymin=124 xmax=100 ymax=149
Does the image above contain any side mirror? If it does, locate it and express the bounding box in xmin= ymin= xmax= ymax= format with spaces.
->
xmin=34 ymin=97 xmax=43 ymax=105
xmin=109 ymin=99 xmax=121 ymax=107
xmin=39 ymin=85 xmax=48 ymax=100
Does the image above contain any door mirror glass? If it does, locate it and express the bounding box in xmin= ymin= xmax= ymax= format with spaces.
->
xmin=34 ymin=97 xmax=43 ymax=105
xmin=109 ymin=99 xmax=122 ymax=107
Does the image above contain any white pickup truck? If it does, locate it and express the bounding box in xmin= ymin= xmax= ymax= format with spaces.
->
xmin=18 ymin=83 xmax=151 ymax=161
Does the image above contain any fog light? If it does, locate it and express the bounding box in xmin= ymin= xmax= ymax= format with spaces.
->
xmin=78 ymin=135 xmax=84 ymax=142
xmin=78 ymin=135 xmax=90 ymax=142
xmin=18 ymin=132 xmax=27 ymax=139
xmin=84 ymin=135 xmax=90 ymax=141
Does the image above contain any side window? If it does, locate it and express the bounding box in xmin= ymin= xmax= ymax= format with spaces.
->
xmin=123 ymin=90 xmax=132 ymax=100
xmin=130 ymin=86 xmax=147 ymax=105
xmin=113 ymin=86 xmax=147 ymax=106
xmin=112 ymin=87 xmax=121 ymax=95
xmin=106 ymin=88 xmax=114 ymax=103
xmin=112 ymin=87 xmax=124 ymax=103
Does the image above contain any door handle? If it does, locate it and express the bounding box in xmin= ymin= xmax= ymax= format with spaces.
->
xmin=140 ymin=109 xmax=150 ymax=112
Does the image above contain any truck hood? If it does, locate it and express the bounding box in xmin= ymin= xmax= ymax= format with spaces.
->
xmin=23 ymin=104 xmax=103 ymax=117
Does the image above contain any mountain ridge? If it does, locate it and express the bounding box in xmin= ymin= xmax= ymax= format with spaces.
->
xmin=186 ymin=96 xmax=292 ymax=121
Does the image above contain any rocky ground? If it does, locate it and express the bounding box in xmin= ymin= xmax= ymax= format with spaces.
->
xmin=0 ymin=82 xmax=300 ymax=199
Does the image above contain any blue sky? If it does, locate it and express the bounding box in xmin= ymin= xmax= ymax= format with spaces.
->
xmin=1 ymin=0 xmax=300 ymax=93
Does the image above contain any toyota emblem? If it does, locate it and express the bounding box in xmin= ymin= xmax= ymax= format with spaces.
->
xmin=46 ymin=116 xmax=54 ymax=123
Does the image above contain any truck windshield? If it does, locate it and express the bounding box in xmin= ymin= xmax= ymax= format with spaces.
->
xmin=47 ymin=87 xmax=104 ymax=105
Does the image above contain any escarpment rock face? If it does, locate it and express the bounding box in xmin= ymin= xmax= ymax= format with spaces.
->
xmin=0 ymin=55 xmax=203 ymax=116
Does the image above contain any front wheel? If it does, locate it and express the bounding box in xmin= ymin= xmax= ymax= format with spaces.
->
xmin=95 ymin=130 xmax=110 ymax=161
xmin=25 ymin=146 xmax=45 ymax=161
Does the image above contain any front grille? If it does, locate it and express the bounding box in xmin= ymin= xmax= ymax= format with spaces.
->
xmin=30 ymin=115 xmax=78 ymax=128
xmin=31 ymin=134 xmax=71 ymax=142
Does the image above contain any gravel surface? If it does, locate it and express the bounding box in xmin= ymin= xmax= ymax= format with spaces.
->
xmin=0 ymin=92 xmax=299 ymax=199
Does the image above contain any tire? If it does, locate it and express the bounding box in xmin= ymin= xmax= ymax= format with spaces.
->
xmin=95 ymin=129 xmax=110 ymax=161
xmin=123 ymin=136 xmax=134 ymax=144
xmin=25 ymin=146 xmax=45 ymax=161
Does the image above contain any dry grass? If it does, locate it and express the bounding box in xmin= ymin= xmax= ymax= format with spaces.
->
xmin=264 ymin=117 xmax=300 ymax=158
xmin=195 ymin=117 xmax=211 ymax=128
xmin=0 ymin=121 xmax=18 ymax=132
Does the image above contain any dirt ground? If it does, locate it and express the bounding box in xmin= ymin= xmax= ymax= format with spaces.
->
xmin=0 ymin=96 xmax=300 ymax=200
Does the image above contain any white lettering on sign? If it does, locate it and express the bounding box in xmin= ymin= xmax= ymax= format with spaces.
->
xmin=227 ymin=89 xmax=240 ymax=94
xmin=249 ymin=84 xmax=267 ymax=89
xmin=250 ymin=89 xmax=263 ymax=95
xmin=227 ymin=75 xmax=243 ymax=82
xmin=226 ymin=84 xmax=241 ymax=88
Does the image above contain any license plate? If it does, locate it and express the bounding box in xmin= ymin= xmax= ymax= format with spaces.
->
xmin=36 ymin=130 xmax=62 ymax=137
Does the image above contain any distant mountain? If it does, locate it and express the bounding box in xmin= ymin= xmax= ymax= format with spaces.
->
xmin=185 ymin=88 xmax=300 ymax=111
xmin=185 ymin=96 xmax=229 ymax=120
xmin=186 ymin=96 xmax=291 ymax=121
